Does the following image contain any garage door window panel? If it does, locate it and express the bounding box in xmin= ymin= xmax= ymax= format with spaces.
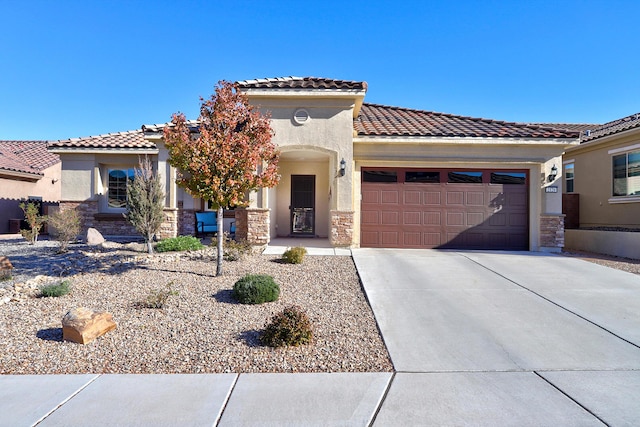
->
xmin=363 ymin=171 xmax=397 ymax=183
xmin=448 ymin=171 xmax=483 ymax=183
xmin=405 ymin=171 xmax=440 ymax=183
xmin=490 ymin=172 xmax=526 ymax=185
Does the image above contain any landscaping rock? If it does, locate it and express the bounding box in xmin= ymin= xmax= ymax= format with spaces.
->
xmin=86 ymin=228 xmax=105 ymax=245
xmin=0 ymin=256 xmax=13 ymax=279
xmin=62 ymin=307 xmax=117 ymax=344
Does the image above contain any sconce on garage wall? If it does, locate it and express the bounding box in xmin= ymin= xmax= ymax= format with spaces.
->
xmin=547 ymin=164 xmax=558 ymax=182
xmin=339 ymin=158 xmax=346 ymax=177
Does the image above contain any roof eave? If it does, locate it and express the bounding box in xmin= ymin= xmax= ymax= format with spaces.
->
xmin=0 ymin=169 xmax=43 ymax=180
xmin=48 ymin=147 xmax=159 ymax=155
xmin=354 ymin=135 xmax=580 ymax=145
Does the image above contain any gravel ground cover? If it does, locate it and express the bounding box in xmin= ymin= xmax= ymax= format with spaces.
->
xmin=0 ymin=239 xmax=393 ymax=374
xmin=561 ymin=250 xmax=640 ymax=275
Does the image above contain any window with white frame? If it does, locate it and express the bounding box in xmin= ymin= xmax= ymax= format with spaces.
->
xmin=107 ymin=168 xmax=135 ymax=208
xmin=564 ymin=163 xmax=574 ymax=193
xmin=612 ymin=150 xmax=640 ymax=197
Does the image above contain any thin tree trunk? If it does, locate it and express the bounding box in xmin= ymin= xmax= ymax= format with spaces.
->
xmin=216 ymin=206 xmax=224 ymax=276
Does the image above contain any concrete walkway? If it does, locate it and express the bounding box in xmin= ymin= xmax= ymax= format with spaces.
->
xmin=2 ymin=249 xmax=640 ymax=426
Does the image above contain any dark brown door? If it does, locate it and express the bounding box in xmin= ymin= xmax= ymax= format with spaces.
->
xmin=361 ymin=169 xmax=528 ymax=249
xmin=291 ymin=175 xmax=315 ymax=236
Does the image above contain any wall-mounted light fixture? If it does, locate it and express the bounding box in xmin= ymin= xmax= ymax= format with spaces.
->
xmin=547 ymin=164 xmax=558 ymax=182
xmin=339 ymin=158 xmax=346 ymax=177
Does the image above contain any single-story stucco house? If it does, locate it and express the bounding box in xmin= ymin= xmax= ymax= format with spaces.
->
xmin=48 ymin=76 xmax=584 ymax=251
xmin=0 ymin=140 xmax=61 ymax=233
xmin=563 ymin=113 xmax=640 ymax=258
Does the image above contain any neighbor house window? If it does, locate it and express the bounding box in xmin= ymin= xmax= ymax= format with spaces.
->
xmin=612 ymin=151 xmax=640 ymax=196
xmin=564 ymin=163 xmax=574 ymax=193
xmin=107 ymin=168 xmax=135 ymax=208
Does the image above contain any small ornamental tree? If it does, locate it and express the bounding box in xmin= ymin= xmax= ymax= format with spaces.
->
xmin=19 ymin=201 xmax=46 ymax=244
xmin=125 ymin=156 xmax=166 ymax=254
xmin=164 ymin=80 xmax=279 ymax=276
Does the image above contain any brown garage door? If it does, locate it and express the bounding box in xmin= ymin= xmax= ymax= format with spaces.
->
xmin=361 ymin=168 xmax=528 ymax=249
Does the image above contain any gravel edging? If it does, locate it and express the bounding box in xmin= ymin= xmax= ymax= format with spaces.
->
xmin=0 ymin=241 xmax=393 ymax=374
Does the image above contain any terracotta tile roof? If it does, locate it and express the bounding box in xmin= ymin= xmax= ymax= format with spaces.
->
xmin=142 ymin=120 xmax=200 ymax=134
xmin=355 ymin=104 xmax=581 ymax=139
xmin=48 ymin=130 xmax=156 ymax=150
xmin=579 ymin=112 xmax=640 ymax=143
xmin=529 ymin=123 xmax=599 ymax=133
xmin=0 ymin=141 xmax=60 ymax=176
xmin=237 ymin=76 xmax=367 ymax=91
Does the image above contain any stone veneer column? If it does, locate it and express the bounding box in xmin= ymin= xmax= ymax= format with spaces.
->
xmin=158 ymin=208 xmax=178 ymax=239
xmin=540 ymin=214 xmax=565 ymax=251
xmin=235 ymin=208 xmax=270 ymax=245
xmin=58 ymin=201 xmax=98 ymax=231
xmin=177 ymin=201 xmax=196 ymax=237
xmin=330 ymin=210 xmax=354 ymax=247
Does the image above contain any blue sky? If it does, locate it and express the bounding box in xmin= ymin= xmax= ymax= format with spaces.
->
xmin=2 ymin=0 xmax=639 ymax=141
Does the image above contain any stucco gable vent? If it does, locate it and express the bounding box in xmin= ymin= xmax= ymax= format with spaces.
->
xmin=293 ymin=109 xmax=310 ymax=125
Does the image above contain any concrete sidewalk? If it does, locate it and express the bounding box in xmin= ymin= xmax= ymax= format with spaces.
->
xmin=3 ymin=249 xmax=640 ymax=426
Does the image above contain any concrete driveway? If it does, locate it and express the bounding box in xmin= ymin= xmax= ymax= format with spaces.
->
xmin=353 ymin=249 xmax=640 ymax=426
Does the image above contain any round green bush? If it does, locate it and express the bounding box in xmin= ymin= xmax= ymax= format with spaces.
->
xmin=233 ymin=274 xmax=280 ymax=304
xmin=282 ymin=246 xmax=307 ymax=264
xmin=261 ymin=305 xmax=313 ymax=347
xmin=155 ymin=236 xmax=205 ymax=253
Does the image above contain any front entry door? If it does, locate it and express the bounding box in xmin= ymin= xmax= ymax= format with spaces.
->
xmin=291 ymin=175 xmax=315 ymax=236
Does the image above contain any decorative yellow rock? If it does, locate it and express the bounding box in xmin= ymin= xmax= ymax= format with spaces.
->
xmin=62 ymin=307 xmax=116 ymax=344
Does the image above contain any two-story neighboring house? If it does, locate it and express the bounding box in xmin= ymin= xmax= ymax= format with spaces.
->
xmin=49 ymin=77 xmax=581 ymax=251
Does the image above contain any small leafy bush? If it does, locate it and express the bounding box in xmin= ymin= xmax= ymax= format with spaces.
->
xmin=155 ymin=236 xmax=205 ymax=253
xmin=261 ymin=305 xmax=313 ymax=347
xmin=40 ymin=280 xmax=71 ymax=298
xmin=20 ymin=201 xmax=46 ymax=244
xmin=48 ymin=207 xmax=82 ymax=253
xmin=282 ymin=246 xmax=307 ymax=264
xmin=233 ymin=274 xmax=279 ymax=304
xmin=212 ymin=233 xmax=252 ymax=261
xmin=138 ymin=282 xmax=178 ymax=309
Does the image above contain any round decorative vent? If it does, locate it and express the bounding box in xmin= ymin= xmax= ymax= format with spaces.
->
xmin=293 ymin=109 xmax=310 ymax=124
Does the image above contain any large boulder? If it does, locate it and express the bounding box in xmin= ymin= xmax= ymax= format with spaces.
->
xmin=62 ymin=307 xmax=116 ymax=344
xmin=86 ymin=227 xmax=105 ymax=245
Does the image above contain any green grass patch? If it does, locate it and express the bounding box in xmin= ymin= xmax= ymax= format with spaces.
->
xmin=155 ymin=236 xmax=205 ymax=252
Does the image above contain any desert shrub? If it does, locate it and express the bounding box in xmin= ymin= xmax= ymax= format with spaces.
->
xmin=212 ymin=233 xmax=252 ymax=261
xmin=155 ymin=236 xmax=205 ymax=253
xmin=282 ymin=246 xmax=307 ymax=264
xmin=19 ymin=201 xmax=46 ymax=244
xmin=40 ymin=280 xmax=71 ymax=298
xmin=261 ymin=305 xmax=313 ymax=347
xmin=48 ymin=207 xmax=81 ymax=253
xmin=233 ymin=274 xmax=279 ymax=304
xmin=138 ymin=282 xmax=178 ymax=309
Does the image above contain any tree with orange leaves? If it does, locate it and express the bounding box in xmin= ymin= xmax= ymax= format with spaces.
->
xmin=164 ymin=80 xmax=279 ymax=275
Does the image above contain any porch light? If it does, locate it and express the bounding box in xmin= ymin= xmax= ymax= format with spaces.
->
xmin=339 ymin=158 xmax=346 ymax=177
xmin=548 ymin=164 xmax=558 ymax=182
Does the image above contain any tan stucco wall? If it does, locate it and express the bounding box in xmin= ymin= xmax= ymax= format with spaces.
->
xmin=353 ymin=138 xmax=574 ymax=250
xmin=0 ymin=162 xmax=61 ymax=202
xmin=273 ymin=160 xmax=330 ymax=237
xmin=249 ymin=97 xmax=356 ymax=213
xmin=565 ymin=131 xmax=640 ymax=228
xmin=566 ymin=229 xmax=640 ymax=259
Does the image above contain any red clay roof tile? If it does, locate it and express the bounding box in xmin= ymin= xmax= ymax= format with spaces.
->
xmin=355 ymin=104 xmax=581 ymax=139
xmin=237 ymin=76 xmax=367 ymax=91
xmin=0 ymin=141 xmax=60 ymax=176
xmin=48 ymin=130 xmax=156 ymax=150
xmin=579 ymin=113 xmax=640 ymax=142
